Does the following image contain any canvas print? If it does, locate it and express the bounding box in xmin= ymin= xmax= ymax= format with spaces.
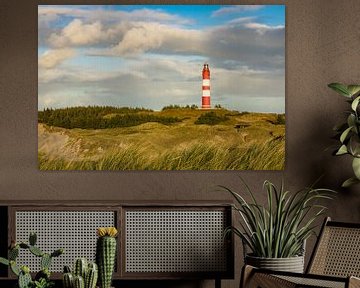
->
xmin=38 ymin=5 xmax=285 ymax=170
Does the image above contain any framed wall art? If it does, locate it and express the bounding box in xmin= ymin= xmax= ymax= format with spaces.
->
xmin=38 ymin=4 xmax=285 ymax=170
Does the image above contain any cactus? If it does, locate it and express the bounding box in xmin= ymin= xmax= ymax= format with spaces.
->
xmin=63 ymin=272 xmax=74 ymax=288
xmin=35 ymin=268 xmax=51 ymax=282
xmin=29 ymin=232 xmax=37 ymax=246
xmin=74 ymin=275 xmax=85 ymax=288
xmin=0 ymin=232 xmax=63 ymax=288
xmin=19 ymin=243 xmax=29 ymax=249
xmin=9 ymin=246 xmax=19 ymax=260
xmin=85 ymin=263 xmax=98 ymax=288
xmin=18 ymin=267 xmax=32 ymax=288
xmin=10 ymin=260 xmax=20 ymax=276
xmin=63 ymin=260 xmax=98 ymax=288
xmin=74 ymin=258 xmax=88 ymax=279
xmin=41 ymin=253 xmax=52 ymax=270
xmin=96 ymin=227 xmax=118 ymax=288
xmin=29 ymin=245 xmax=44 ymax=257
xmin=64 ymin=265 xmax=72 ymax=273
xmin=51 ymin=248 xmax=64 ymax=258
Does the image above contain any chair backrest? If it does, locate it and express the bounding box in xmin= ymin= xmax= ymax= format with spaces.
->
xmin=307 ymin=217 xmax=360 ymax=277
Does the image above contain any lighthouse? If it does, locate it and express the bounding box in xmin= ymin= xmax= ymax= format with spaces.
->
xmin=202 ymin=63 xmax=211 ymax=109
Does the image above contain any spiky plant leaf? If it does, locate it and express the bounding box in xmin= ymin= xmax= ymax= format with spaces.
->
xmin=221 ymin=179 xmax=335 ymax=258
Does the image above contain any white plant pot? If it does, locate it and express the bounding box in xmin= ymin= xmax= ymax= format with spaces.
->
xmin=245 ymin=254 xmax=305 ymax=273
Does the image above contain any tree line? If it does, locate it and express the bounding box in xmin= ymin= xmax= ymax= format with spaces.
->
xmin=38 ymin=106 xmax=181 ymax=129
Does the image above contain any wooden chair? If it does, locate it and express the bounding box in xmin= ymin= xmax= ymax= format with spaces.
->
xmin=241 ymin=217 xmax=360 ymax=288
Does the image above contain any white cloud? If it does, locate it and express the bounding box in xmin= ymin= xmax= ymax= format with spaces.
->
xmin=109 ymin=22 xmax=203 ymax=56
xmin=48 ymin=19 xmax=107 ymax=47
xmin=38 ymin=48 xmax=76 ymax=69
xmin=244 ymin=22 xmax=285 ymax=35
xmin=212 ymin=5 xmax=264 ymax=17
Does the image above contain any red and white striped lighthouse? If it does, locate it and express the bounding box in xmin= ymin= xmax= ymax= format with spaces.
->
xmin=202 ymin=63 xmax=211 ymax=109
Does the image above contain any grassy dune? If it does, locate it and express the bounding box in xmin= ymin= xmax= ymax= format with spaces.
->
xmin=38 ymin=108 xmax=285 ymax=170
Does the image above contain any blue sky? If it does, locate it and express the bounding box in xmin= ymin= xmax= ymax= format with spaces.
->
xmin=38 ymin=5 xmax=285 ymax=112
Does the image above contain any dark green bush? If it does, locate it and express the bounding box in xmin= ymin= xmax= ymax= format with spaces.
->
xmin=162 ymin=104 xmax=198 ymax=111
xmin=195 ymin=112 xmax=229 ymax=125
xmin=38 ymin=106 xmax=180 ymax=129
xmin=275 ymin=114 xmax=285 ymax=125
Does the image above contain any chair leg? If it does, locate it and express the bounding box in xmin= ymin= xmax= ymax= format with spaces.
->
xmin=240 ymin=265 xmax=296 ymax=288
xmin=349 ymin=276 xmax=360 ymax=288
xmin=240 ymin=265 xmax=255 ymax=288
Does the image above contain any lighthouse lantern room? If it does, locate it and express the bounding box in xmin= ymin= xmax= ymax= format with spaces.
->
xmin=202 ymin=63 xmax=211 ymax=109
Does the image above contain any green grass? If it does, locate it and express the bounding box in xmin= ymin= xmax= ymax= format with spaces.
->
xmin=38 ymin=138 xmax=284 ymax=170
xmin=38 ymin=108 xmax=285 ymax=170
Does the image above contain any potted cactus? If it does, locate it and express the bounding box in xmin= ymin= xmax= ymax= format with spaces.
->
xmin=62 ymin=258 xmax=98 ymax=288
xmin=0 ymin=232 xmax=63 ymax=288
xmin=96 ymin=227 xmax=118 ymax=288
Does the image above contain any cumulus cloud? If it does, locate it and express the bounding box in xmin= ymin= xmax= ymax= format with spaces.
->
xmin=44 ymin=8 xmax=283 ymax=70
xmin=212 ymin=5 xmax=264 ymax=17
xmin=48 ymin=19 xmax=106 ymax=47
xmin=244 ymin=22 xmax=285 ymax=35
xmin=109 ymin=22 xmax=203 ymax=56
xmin=38 ymin=48 xmax=76 ymax=69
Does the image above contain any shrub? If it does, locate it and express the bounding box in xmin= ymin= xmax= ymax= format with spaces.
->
xmin=38 ymin=106 xmax=180 ymax=129
xmin=162 ymin=104 xmax=198 ymax=111
xmin=195 ymin=112 xmax=229 ymax=125
xmin=275 ymin=114 xmax=285 ymax=125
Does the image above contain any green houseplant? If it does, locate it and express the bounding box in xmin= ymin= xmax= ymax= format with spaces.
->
xmin=0 ymin=232 xmax=63 ymax=288
xmin=222 ymin=179 xmax=334 ymax=272
xmin=328 ymin=83 xmax=360 ymax=187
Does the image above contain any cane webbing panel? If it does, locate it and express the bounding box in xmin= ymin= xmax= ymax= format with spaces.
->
xmin=309 ymin=226 xmax=360 ymax=277
xmin=125 ymin=210 xmax=227 ymax=273
xmin=277 ymin=275 xmax=345 ymax=288
xmin=249 ymin=273 xmax=297 ymax=288
xmin=15 ymin=211 xmax=115 ymax=272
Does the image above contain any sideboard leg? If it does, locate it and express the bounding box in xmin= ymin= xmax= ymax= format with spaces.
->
xmin=215 ymin=278 xmax=221 ymax=288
